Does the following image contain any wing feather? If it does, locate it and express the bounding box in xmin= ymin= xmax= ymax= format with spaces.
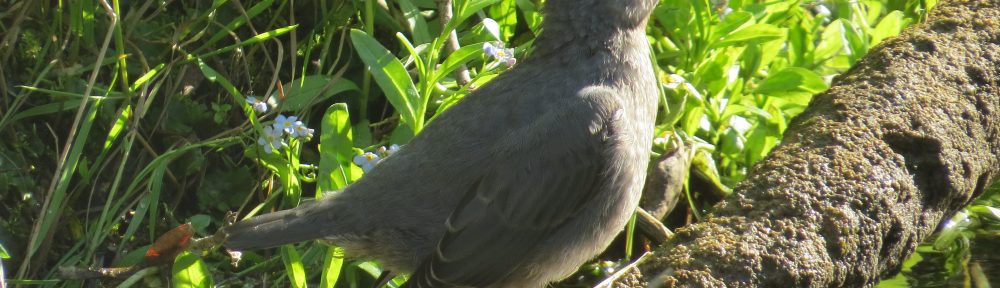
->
xmin=406 ymin=86 xmax=622 ymax=287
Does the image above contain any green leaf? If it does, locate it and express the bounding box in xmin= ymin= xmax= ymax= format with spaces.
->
xmin=396 ymin=0 xmax=432 ymax=45
xmin=813 ymin=20 xmax=846 ymax=62
xmin=7 ymin=99 xmax=83 ymax=123
xmin=198 ymin=0 xmax=275 ymax=51
xmin=281 ymin=75 xmax=359 ymax=111
xmin=196 ymin=58 xmax=244 ymax=105
xmin=436 ymin=43 xmax=485 ymax=82
xmin=0 ymin=242 xmax=9 ymax=258
xmin=457 ymin=0 xmax=502 ymax=25
xmin=172 ymin=251 xmax=213 ymax=288
xmin=712 ymin=11 xmax=753 ymax=39
xmin=319 ymin=246 xmax=346 ymax=288
xmin=516 ymin=0 xmax=542 ymax=32
xmin=197 ymin=25 xmax=297 ymax=60
xmin=350 ymin=29 xmax=421 ymax=129
xmin=103 ymin=105 xmax=130 ymax=152
xmin=711 ymin=24 xmax=785 ymax=48
xmin=319 ymin=103 xmax=361 ymax=192
xmin=753 ymin=67 xmax=828 ymax=106
xmin=871 ymin=11 xmax=906 ymax=45
xmin=969 ymin=205 xmax=1000 ymax=222
xmin=842 ymin=21 xmax=868 ymax=62
xmin=281 ymin=245 xmax=307 ymax=288
xmin=489 ymin=0 xmax=518 ymax=41
xmin=130 ymin=63 xmax=166 ymax=92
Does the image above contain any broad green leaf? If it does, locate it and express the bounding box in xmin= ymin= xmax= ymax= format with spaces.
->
xmin=281 ymin=245 xmax=307 ymax=288
xmin=117 ymin=267 xmax=161 ymax=288
xmin=350 ymin=29 xmax=421 ymax=129
xmin=933 ymin=211 xmax=969 ymax=250
xmin=397 ymin=0 xmax=432 ymax=45
xmin=436 ymin=43 xmax=485 ymax=82
xmin=968 ymin=205 xmax=1000 ymax=222
xmin=516 ymin=0 xmax=542 ymax=32
xmin=813 ymin=20 xmax=846 ymax=62
xmin=481 ymin=18 xmax=502 ymax=40
xmin=357 ymin=261 xmax=386 ymax=278
xmin=172 ymin=251 xmax=212 ymax=288
xmin=0 ymin=243 xmax=9 ymax=258
xmin=871 ymin=11 xmax=906 ymax=45
xmin=712 ymin=11 xmax=753 ymax=39
xmin=396 ymin=33 xmax=426 ymax=77
xmin=753 ymin=67 xmax=829 ymax=106
xmin=842 ymin=21 xmax=868 ymax=62
xmin=489 ymin=0 xmax=518 ymax=41
xmin=457 ymin=0 xmax=502 ymax=26
xmin=319 ymin=103 xmax=362 ymax=192
xmin=711 ymin=24 xmax=785 ymax=48
xmin=196 ymin=58 xmax=244 ymax=105
xmin=319 ymin=246 xmax=346 ymax=288
xmin=281 ymin=75 xmax=360 ymax=111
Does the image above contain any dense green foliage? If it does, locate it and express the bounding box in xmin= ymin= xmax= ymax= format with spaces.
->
xmin=0 ymin=0 xmax=995 ymax=287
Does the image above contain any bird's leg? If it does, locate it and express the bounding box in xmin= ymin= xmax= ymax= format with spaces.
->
xmin=372 ymin=270 xmax=395 ymax=288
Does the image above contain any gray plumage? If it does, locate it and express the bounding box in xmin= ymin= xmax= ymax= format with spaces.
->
xmin=224 ymin=0 xmax=660 ymax=286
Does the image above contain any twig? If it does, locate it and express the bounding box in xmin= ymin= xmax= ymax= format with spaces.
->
xmin=436 ymin=0 xmax=471 ymax=86
xmin=635 ymin=208 xmax=673 ymax=245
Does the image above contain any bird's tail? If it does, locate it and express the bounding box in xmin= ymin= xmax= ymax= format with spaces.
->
xmin=224 ymin=202 xmax=329 ymax=250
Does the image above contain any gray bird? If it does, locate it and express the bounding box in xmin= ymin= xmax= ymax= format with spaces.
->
xmin=224 ymin=0 xmax=660 ymax=286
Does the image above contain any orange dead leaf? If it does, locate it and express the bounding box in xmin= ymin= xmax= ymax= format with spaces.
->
xmin=144 ymin=223 xmax=193 ymax=266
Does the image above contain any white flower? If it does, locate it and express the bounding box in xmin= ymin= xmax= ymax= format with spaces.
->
xmin=273 ymin=114 xmax=298 ymax=134
xmin=378 ymin=144 xmax=401 ymax=157
xmin=484 ymin=42 xmax=516 ymax=67
xmin=246 ymin=96 xmax=268 ymax=113
xmin=291 ymin=121 xmax=315 ymax=140
xmin=257 ymin=126 xmax=286 ymax=154
xmin=353 ymin=152 xmax=381 ymax=173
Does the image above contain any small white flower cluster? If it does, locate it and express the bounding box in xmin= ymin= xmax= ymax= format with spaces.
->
xmin=353 ymin=144 xmax=401 ymax=173
xmin=246 ymin=96 xmax=270 ymax=114
xmin=257 ymin=114 xmax=315 ymax=154
xmin=483 ymin=42 xmax=516 ymax=67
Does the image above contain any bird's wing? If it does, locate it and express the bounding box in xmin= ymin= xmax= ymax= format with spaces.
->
xmin=406 ymin=86 xmax=624 ymax=287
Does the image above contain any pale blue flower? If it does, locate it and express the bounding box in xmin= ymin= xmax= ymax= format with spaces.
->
xmin=483 ymin=42 xmax=516 ymax=67
xmin=246 ymin=96 xmax=268 ymax=113
xmin=273 ymin=114 xmax=298 ymax=134
xmin=291 ymin=121 xmax=315 ymax=140
xmin=258 ymin=126 xmax=286 ymax=154
xmin=483 ymin=42 xmax=499 ymax=57
xmin=386 ymin=144 xmax=401 ymax=155
xmin=353 ymin=152 xmax=380 ymax=173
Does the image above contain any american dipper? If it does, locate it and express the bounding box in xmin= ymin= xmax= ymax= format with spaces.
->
xmin=225 ymin=0 xmax=659 ymax=286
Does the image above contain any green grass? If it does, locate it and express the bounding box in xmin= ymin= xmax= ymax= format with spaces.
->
xmin=1 ymin=0 xmax=993 ymax=287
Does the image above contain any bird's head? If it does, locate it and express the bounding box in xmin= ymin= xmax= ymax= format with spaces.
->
xmin=544 ymin=0 xmax=658 ymax=29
